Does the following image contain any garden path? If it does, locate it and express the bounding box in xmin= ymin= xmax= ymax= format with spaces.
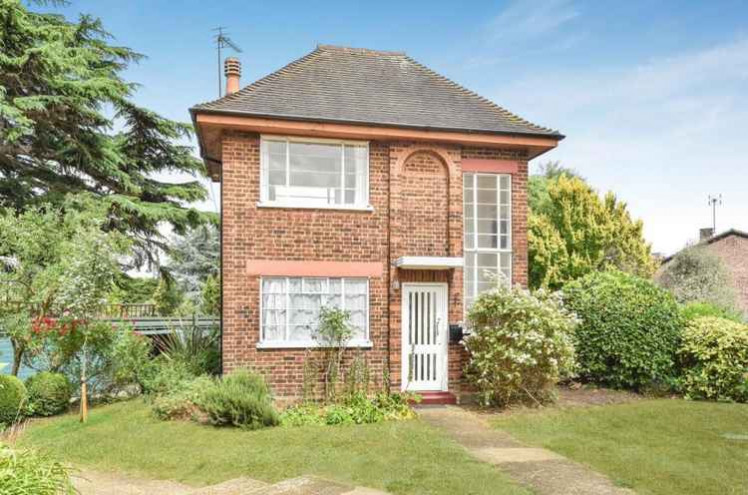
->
xmin=72 ymin=470 xmax=388 ymax=495
xmin=418 ymin=406 xmax=635 ymax=495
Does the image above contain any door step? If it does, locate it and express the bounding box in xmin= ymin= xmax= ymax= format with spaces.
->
xmin=412 ymin=391 xmax=457 ymax=405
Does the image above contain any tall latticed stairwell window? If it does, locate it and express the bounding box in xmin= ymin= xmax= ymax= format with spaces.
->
xmin=463 ymin=173 xmax=512 ymax=312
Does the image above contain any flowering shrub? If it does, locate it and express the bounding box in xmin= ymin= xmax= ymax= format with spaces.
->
xmin=26 ymin=318 xmax=151 ymax=397
xmin=679 ymin=317 xmax=748 ymax=402
xmin=464 ymin=285 xmax=577 ymax=407
xmin=564 ymin=270 xmax=683 ymax=390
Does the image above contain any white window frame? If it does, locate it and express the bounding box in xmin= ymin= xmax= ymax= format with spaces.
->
xmin=463 ymin=172 xmax=513 ymax=312
xmin=258 ymin=276 xmax=372 ymax=349
xmin=258 ymin=135 xmax=372 ymax=211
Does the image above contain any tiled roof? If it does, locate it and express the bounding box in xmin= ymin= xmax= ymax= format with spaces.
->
xmin=191 ymin=45 xmax=562 ymax=138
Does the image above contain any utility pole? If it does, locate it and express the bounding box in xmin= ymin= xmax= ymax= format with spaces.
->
xmin=213 ymin=27 xmax=242 ymax=98
xmin=708 ymin=194 xmax=722 ymax=233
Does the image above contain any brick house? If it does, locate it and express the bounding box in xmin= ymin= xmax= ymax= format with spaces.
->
xmin=191 ymin=45 xmax=563 ymax=402
xmin=667 ymin=229 xmax=748 ymax=315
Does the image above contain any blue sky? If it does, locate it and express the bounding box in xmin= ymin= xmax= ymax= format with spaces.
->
xmin=48 ymin=0 xmax=748 ymax=255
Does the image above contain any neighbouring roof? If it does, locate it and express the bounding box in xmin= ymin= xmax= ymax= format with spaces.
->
xmin=663 ymin=229 xmax=748 ymax=263
xmin=706 ymin=229 xmax=748 ymax=245
xmin=191 ymin=45 xmax=563 ymax=139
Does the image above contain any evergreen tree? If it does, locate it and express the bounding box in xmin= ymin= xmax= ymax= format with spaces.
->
xmin=529 ymin=175 xmax=656 ymax=289
xmin=166 ymin=224 xmax=219 ymax=302
xmin=0 ymin=1 xmax=212 ymax=264
xmin=528 ymin=161 xmax=583 ymax=215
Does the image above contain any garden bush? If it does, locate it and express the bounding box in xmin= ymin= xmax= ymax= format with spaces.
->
xmin=109 ymin=327 xmax=155 ymax=393
xmin=463 ymin=285 xmax=577 ymax=407
xmin=141 ymin=359 xmax=196 ymax=396
xmin=679 ymin=317 xmax=748 ymax=402
xmin=0 ymin=443 xmax=74 ymax=494
xmin=0 ymin=375 xmax=27 ymax=426
xmin=198 ymin=369 xmax=279 ymax=429
xmin=564 ymin=270 xmax=683 ymax=390
xmin=25 ymin=372 xmax=71 ymax=416
xmin=151 ymin=375 xmax=215 ymax=421
xmin=680 ymin=301 xmax=743 ymax=323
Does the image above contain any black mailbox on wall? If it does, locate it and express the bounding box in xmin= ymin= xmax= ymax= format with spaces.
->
xmin=449 ymin=324 xmax=464 ymax=343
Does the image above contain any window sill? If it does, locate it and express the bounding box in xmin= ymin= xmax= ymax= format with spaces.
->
xmin=256 ymin=201 xmax=374 ymax=212
xmin=256 ymin=340 xmax=373 ymax=350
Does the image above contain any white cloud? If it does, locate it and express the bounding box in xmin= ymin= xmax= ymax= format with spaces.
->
xmin=466 ymin=0 xmax=582 ymax=67
xmin=490 ymin=37 xmax=748 ymax=255
xmin=486 ymin=0 xmax=580 ymax=43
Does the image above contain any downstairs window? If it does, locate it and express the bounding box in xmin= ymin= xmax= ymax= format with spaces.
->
xmin=260 ymin=277 xmax=370 ymax=347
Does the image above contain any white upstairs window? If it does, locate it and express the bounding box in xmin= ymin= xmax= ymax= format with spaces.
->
xmin=260 ymin=136 xmax=370 ymax=209
xmin=463 ymin=173 xmax=512 ymax=312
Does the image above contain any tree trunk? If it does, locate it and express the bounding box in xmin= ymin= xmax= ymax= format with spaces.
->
xmin=10 ymin=340 xmax=23 ymax=376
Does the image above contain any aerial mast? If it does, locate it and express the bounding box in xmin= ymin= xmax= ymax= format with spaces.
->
xmin=708 ymin=194 xmax=722 ymax=233
xmin=213 ymin=27 xmax=243 ymax=98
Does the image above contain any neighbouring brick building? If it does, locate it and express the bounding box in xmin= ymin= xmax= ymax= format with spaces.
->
xmin=191 ymin=45 xmax=563 ymax=402
xmin=691 ymin=229 xmax=748 ymax=315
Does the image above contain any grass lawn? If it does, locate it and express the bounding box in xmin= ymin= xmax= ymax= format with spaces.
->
xmin=18 ymin=400 xmax=529 ymax=495
xmin=492 ymin=399 xmax=748 ymax=495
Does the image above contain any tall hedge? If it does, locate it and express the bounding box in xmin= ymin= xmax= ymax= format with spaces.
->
xmin=564 ymin=270 xmax=683 ymax=390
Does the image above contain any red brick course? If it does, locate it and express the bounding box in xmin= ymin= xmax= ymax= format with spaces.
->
xmin=220 ymin=131 xmax=530 ymax=399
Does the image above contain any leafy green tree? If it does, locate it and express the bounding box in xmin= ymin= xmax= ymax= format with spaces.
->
xmin=166 ymin=224 xmax=220 ymax=303
xmin=153 ymin=277 xmax=183 ymax=316
xmin=0 ymin=198 xmax=129 ymax=375
xmin=657 ymin=247 xmax=738 ymax=311
xmin=0 ymin=0 xmax=212 ymax=264
xmin=109 ymin=274 xmax=159 ymax=304
xmin=200 ymin=275 xmax=220 ymax=316
xmin=529 ymin=175 xmax=656 ymax=289
xmin=528 ymin=161 xmax=583 ymax=215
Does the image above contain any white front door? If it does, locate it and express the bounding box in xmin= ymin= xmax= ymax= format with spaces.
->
xmin=401 ymin=283 xmax=448 ymax=392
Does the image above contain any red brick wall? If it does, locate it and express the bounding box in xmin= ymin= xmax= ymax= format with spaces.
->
xmin=220 ymin=131 xmax=530 ymax=399
xmin=705 ymin=234 xmax=748 ymax=314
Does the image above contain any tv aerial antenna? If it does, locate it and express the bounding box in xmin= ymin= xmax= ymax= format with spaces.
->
xmin=708 ymin=194 xmax=722 ymax=233
xmin=213 ymin=27 xmax=243 ymax=97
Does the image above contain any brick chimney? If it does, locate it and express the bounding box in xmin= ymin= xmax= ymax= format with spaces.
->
xmin=224 ymin=57 xmax=241 ymax=95
xmin=699 ymin=227 xmax=714 ymax=242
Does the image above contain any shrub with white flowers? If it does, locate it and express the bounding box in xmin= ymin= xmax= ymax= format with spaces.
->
xmin=464 ymin=285 xmax=577 ymax=407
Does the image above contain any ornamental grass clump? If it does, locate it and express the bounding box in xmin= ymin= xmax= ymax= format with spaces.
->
xmin=0 ymin=443 xmax=74 ymax=494
xmin=564 ymin=270 xmax=683 ymax=391
xmin=464 ymin=284 xmax=577 ymax=407
xmin=679 ymin=317 xmax=748 ymax=402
